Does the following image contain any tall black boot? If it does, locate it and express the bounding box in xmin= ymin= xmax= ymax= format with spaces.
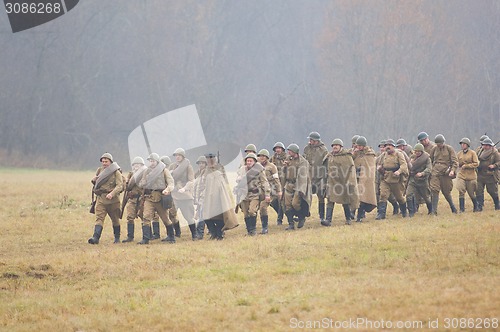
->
xmin=277 ymin=204 xmax=284 ymax=225
xmin=205 ymin=220 xmax=217 ymax=240
xmin=493 ymin=196 xmax=500 ymax=210
xmin=459 ymin=197 xmax=465 ymax=213
xmin=137 ymin=225 xmax=151 ymax=245
xmin=476 ymin=194 xmax=484 ymax=212
xmin=161 ymin=224 xmax=175 ymax=243
xmin=122 ymin=223 xmax=135 ymax=243
xmin=356 ymin=204 xmax=365 ymax=222
xmin=444 ymin=194 xmax=457 ymax=214
xmin=261 ymin=215 xmax=269 ymax=234
xmin=113 ymin=225 xmax=121 ymax=243
xmin=214 ymin=220 xmax=225 ymax=240
xmin=196 ymin=220 xmax=205 ymax=239
xmin=400 ymin=202 xmax=407 ymax=218
xmin=342 ymin=204 xmax=352 ymax=225
xmin=472 ymin=197 xmax=479 ymax=212
xmin=151 ymin=221 xmax=161 ymax=240
xmin=407 ymin=196 xmax=415 ymax=218
xmin=88 ymin=225 xmax=103 ymax=244
xmin=426 ymin=201 xmax=433 ymax=215
xmin=318 ymin=202 xmax=325 ymax=222
xmin=244 ymin=217 xmax=251 ymax=235
xmin=285 ymin=211 xmax=295 ymax=230
xmin=249 ymin=216 xmax=257 ymax=235
xmin=173 ymin=222 xmax=181 ymax=238
xmin=431 ymin=193 xmax=439 ymax=215
xmin=322 ymin=206 xmax=333 ymax=226
xmin=389 ymin=197 xmax=399 ymax=215
xmin=188 ymin=223 xmax=199 ymax=241
xmin=375 ymin=202 xmax=387 ymax=220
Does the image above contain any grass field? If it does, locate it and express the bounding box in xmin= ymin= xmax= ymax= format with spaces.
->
xmin=0 ymin=168 xmax=499 ymax=331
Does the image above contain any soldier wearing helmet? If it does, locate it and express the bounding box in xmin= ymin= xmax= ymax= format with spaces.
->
xmin=192 ymin=156 xmax=208 ymax=238
xmin=429 ymin=134 xmax=459 ymax=215
xmin=406 ymin=143 xmax=432 ymax=217
xmin=396 ymin=138 xmax=413 ymax=158
xmin=167 ymin=147 xmax=200 ymax=241
xmin=303 ymin=131 xmax=328 ymax=224
xmin=322 ymin=139 xmax=360 ymax=226
xmin=270 ymin=142 xmax=287 ymax=225
xmin=88 ymin=152 xmax=124 ymax=245
xmin=256 ymin=149 xmax=282 ymax=234
xmin=456 ymin=138 xmax=479 ymax=212
xmin=417 ymin=132 xmax=435 ymax=155
xmin=375 ymin=139 xmax=409 ymax=220
xmin=282 ymin=144 xmax=312 ymax=230
xmin=476 ymin=138 xmax=500 ymax=211
xmin=352 ymin=136 xmax=377 ymax=222
xmin=121 ymin=156 xmax=148 ymax=243
xmin=137 ymin=153 xmax=175 ymax=244
xmin=234 ymin=153 xmax=271 ymax=236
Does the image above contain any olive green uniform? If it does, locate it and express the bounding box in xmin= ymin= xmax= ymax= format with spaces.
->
xmin=379 ymin=150 xmax=408 ymax=205
xmin=429 ymin=144 xmax=458 ymax=214
xmin=456 ymin=148 xmax=479 ymax=201
xmin=93 ymin=166 xmax=123 ymax=228
xmin=476 ymin=148 xmax=500 ymax=210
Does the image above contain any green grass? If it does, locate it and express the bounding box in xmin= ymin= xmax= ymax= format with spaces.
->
xmin=0 ymin=169 xmax=499 ymax=331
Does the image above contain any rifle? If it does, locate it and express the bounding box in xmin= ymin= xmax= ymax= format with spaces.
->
xmin=120 ymin=187 xmax=129 ymax=219
xmin=89 ymin=188 xmax=96 ymax=214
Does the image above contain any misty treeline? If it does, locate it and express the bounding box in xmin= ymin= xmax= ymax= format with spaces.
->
xmin=0 ymin=0 xmax=498 ymax=169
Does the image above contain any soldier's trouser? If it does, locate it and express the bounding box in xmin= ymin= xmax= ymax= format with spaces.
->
xmin=240 ymin=199 xmax=260 ymax=218
xmin=142 ymin=200 xmax=171 ymax=227
xmin=95 ymin=201 xmax=121 ymax=227
xmin=259 ymin=199 xmax=271 ymax=217
xmin=284 ymin=188 xmax=303 ymax=212
xmin=269 ymin=197 xmax=284 ymax=221
xmin=476 ymin=179 xmax=498 ymax=199
xmin=169 ymin=201 xmax=178 ymax=223
xmin=174 ymin=199 xmax=195 ymax=225
xmin=379 ymin=180 xmax=406 ymax=205
xmin=406 ymin=180 xmax=431 ymax=205
xmin=126 ymin=198 xmax=142 ymax=224
xmin=430 ymin=174 xmax=453 ymax=197
xmin=456 ymin=178 xmax=477 ymax=200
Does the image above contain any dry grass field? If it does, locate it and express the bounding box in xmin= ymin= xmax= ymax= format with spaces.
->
xmin=0 ymin=168 xmax=499 ymax=331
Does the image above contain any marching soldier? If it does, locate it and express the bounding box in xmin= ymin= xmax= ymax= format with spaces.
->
xmin=376 ymin=139 xmax=408 ymax=220
xmin=352 ymin=136 xmax=377 ymax=222
xmin=456 ymin=138 xmax=479 ymax=212
xmin=270 ymin=142 xmax=287 ymax=225
xmin=476 ymin=138 xmax=500 ymax=211
xmin=257 ymin=149 xmax=282 ymax=234
xmin=376 ymin=140 xmax=400 ymax=216
xmin=138 ymin=153 xmax=175 ymax=244
xmin=303 ymin=132 xmax=328 ymax=223
xmin=429 ymin=134 xmax=458 ymax=215
xmin=283 ymin=144 xmax=312 ymax=230
xmin=122 ymin=156 xmax=147 ymax=242
xmin=396 ymin=138 xmax=413 ymax=157
xmin=160 ymin=155 xmax=181 ymax=239
xmin=169 ymin=148 xmax=200 ymax=241
xmin=88 ymin=152 xmax=123 ymax=244
xmin=322 ymin=139 xmax=359 ymax=226
xmin=417 ymin=132 xmax=435 ymax=155
xmin=235 ymin=153 xmax=271 ymax=236
xmin=406 ymin=143 xmax=432 ymax=217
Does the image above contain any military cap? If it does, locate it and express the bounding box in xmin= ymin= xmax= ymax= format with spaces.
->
xmin=100 ymin=152 xmax=113 ymax=162
xmin=356 ymin=136 xmax=367 ymax=147
xmin=384 ymin=139 xmax=396 ymax=147
xmin=147 ymin=153 xmax=160 ymax=162
xmin=196 ymin=156 xmax=207 ymax=164
xmin=351 ymin=135 xmax=360 ymax=144
xmin=245 ymin=153 xmax=258 ymax=162
xmin=417 ymin=132 xmax=429 ymax=141
xmin=331 ymin=138 xmax=344 ymax=147
xmin=132 ymin=156 xmax=145 ymax=165
xmin=396 ymin=138 xmax=407 ymax=146
xmin=413 ymin=143 xmax=424 ymax=152
xmin=307 ymin=131 xmax=321 ymax=140
xmin=257 ymin=149 xmax=270 ymax=158
xmin=481 ymin=138 xmax=494 ymax=146
xmin=173 ymin=148 xmax=186 ymax=157
xmin=434 ymin=134 xmax=445 ymax=144
xmin=273 ymin=142 xmax=285 ymax=151
xmin=287 ymin=144 xmax=300 ymax=154
xmin=160 ymin=155 xmax=171 ymax=165
xmin=459 ymin=138 xmax=471 ymax=147
xmin=245 ymin=144 xmax=257 ymax=153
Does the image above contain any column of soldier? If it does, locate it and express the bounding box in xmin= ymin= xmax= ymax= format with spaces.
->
xmin=87 ymin=132 xmax=499 ymax=245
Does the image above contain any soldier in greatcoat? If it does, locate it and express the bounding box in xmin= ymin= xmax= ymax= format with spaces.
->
xmin=352 ymin=136 xmax=377 ymax=222
xmin=257 ymin=149 xmax=282 ymax=234
xmin=406 ymin=143 xmax=432 ymax=217
xmin=476 ymin=138 xmax=500 ymax=211
xmin=303 ymin=132 xmax=328 ymax=224
xmin=270 ymin=142 xmax=287 ymax=225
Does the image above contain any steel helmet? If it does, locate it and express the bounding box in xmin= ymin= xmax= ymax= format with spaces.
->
xmin=287 ymin=143 xmax=300 ymax=154
xmin=257 ymin=149 xmax=270 ymax=158
xmin=131 ymin=156 xmax=145 ymax=165
xmin=196 ymin=156 xmax=207 ymax=164
xmin=245 ymin=153 xmax=258 ymax=162
xmin=147 ymin=153 xmax=160 ymax=162
xmin=273 ymin=142 xmax=285 ymax=151
xmin=307 ymin=131 xmax=321 ymax=140
xmin=160 ymin=155 xmax=171 ymax=165
xmin=356 ymin=136 xmax=367 ymax=147
xmin=459 ymin=137 xmax=471 ymax=147
xmin=245 ymin=144 xmax=257 ymax=153
xmin=351 ymin=135 xmax=360 ymax=144
xmin=434 ymin=134 xmax=445 ymax=144
xmin=417 ymin=132 xmax=429 ymax=141
xmin=396 ymin=138 xmax=407 ymax=146
xmin=173 ymin=148 xmax=186 ymax=157
xmin=384 ymin=139 xmax=396 ymax=147
xmin=413 ymin=143 xmax=424 ymax=152
xmin=331 ymin=138 xmax=344 ymax=147
xmin=100 ymin=152 xmax=113 ymax=162
xmin=481 ymin=138 xmax=494 ymax=146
